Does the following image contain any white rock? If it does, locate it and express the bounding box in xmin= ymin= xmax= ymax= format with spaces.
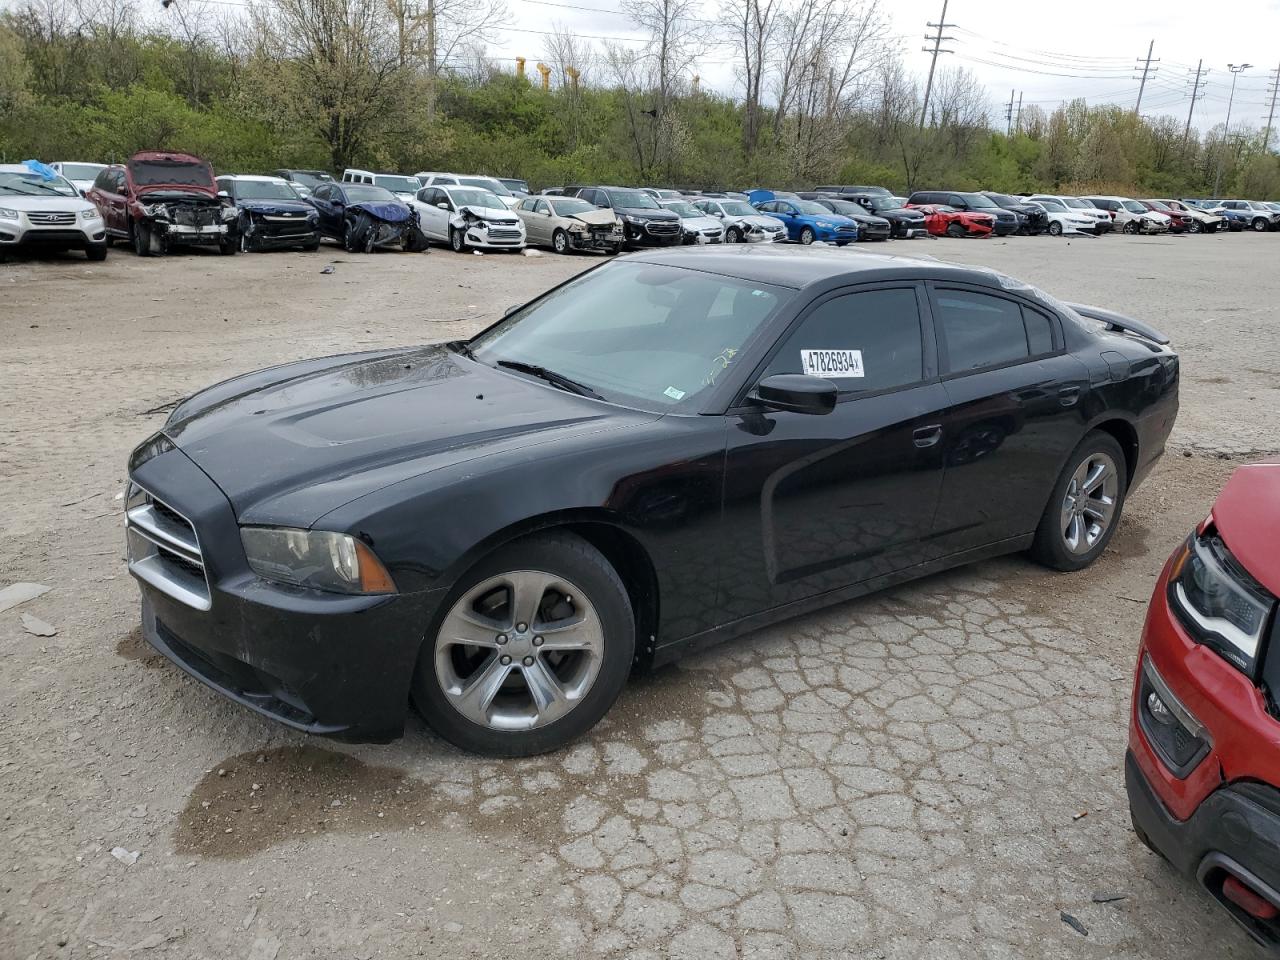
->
xmin=20 ymin=613 xmax=56 ymax=637
xmin=110 ymin=846 xmax=139 ymax=866
xmin=0 ymin=583 xmax=50 ymax=614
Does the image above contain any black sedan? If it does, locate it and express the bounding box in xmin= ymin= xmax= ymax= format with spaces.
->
xmin=982 ymin=191 xmax=1050 ymax=235
xmin=124 ymin=248 xmax=1179 ymax=755
xmin=847 ymin=193 xmax=929 ymax=238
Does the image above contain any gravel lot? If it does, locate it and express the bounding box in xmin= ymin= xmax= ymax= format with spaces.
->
xmin=2 ymin=231 xmax=1277 ymax=959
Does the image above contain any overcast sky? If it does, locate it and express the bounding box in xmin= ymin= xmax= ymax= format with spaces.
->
xmin=494 ymin=0 xmax=1280 ymax=134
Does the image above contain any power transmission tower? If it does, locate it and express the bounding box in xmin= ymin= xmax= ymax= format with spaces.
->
xmin=1214 ymin=63 xmax=1252 ymax=197
xmin=1004 ymin=89 xmax=1015 ymax=136
xmin=1183 ymin=59 xmax=1207 ymax=145
xmin=1265 ymin=62 xmax=1280 ymax=152
xmin=919 ymin=0 xmax=956 ymax=129
xmin=1133 ymin=39 xmax=1159 ymax=115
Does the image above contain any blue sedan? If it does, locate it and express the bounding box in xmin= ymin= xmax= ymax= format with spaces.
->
xmin=747 ymin=190 xmax=858 ymax=245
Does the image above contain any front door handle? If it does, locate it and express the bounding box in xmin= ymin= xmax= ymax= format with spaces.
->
xmin=1058 ymin=386 xmax=1081 ymax=407
xmin=913 ymin=424 xmax=942 ymax=448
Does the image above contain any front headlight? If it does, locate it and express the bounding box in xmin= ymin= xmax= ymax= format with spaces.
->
xmin=625 ymin=215 xmax=645 ymax=225
xmin=567 ymin=222 xmax=587 ymax=233
xmin=128 ymin=432 xmax=175 ymax=471
xmin=240 ymin=527 xmax=396 ymax=595
xmin=0 ymin=207 xmax=18 ymax=220
xmin=80 ymin=208 xmax=102 ymax=221
xmin=815 ymin=221 xmax=835 ymax=229
xmin=142 ymin=203 xmax=169 ymax=219
xmin=1170 ymin=531 xmax=1275 ymax=675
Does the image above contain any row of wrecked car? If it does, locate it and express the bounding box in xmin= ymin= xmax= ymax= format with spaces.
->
xmin=6 ymin=150 xmax=1279 ymax=262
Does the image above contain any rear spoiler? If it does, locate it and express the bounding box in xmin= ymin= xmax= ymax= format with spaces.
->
xmin=1064 ymin=302 xmax=1171 ymax=346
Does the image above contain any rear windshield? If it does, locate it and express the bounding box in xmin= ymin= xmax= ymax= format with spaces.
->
xmin=344 ymin=185 xmax=396 ymax=203
xmin=59 ymin=163 xmax=104 ymax=180
xmin=128 ymin=158 xmax=214 ymax=189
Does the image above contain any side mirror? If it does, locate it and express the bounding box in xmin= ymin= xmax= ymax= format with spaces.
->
xmin=436 ymin=202 xmax=449 ymax=209
xmin=752 ymin=375 xmax=837 ymax=415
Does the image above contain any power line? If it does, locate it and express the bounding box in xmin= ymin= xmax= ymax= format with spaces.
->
xmin=1184 ymin=59 xmax=1207 ymax=145
xmin=919 ymin=0 xmax=955 ymax=129
xmin=1265 ymin=62 xmax=1280 ymax=152
xmin=1132 ymin=39 xmax=1159 ymax=115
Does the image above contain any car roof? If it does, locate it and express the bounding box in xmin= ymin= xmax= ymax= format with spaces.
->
xmin=218 ymin=174 xmax=289 ymax=183
xmin=623 ymin=246 xmax=1003 ymax=291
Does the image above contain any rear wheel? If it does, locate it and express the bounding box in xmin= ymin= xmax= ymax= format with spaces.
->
xmin=413 ymin=532 xmax=635 ymax=756
xmin=1029 ymin=431 xmax=1128 ymax=571
xmin=799 ymin=226 xmax=816 ymax=245
xmin=552 ymin=228 xmax=569 ymax=254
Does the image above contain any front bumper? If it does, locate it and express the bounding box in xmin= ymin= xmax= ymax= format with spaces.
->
xmin=568 ymin=229 xmax=623 ymax=250
xmin=152 ymin=220 xmax=230 ymax=246
xmin=681 ymin=227 xmax=724 ymax=244
xmin=462 ymin=225 xmax=525 ymax=249
xmin=0 ymin=218 xmax=105 ymax=248
xmin=890 ymin=221 xmax=927 ymax=238
xmin=127 ymin=448 xmax=437 ymax=742
xmin=857 ymin=224 xmax=892 ymax=241
xmin=244 ymin=216 xmax=319 ymax=248
xmin=623 ymin=222 xmax=682 ymax=246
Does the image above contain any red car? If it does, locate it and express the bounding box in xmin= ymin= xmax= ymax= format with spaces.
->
xmin=1140 ymin=199 xmax=1194 ymax=233
xmin=1127 ymin=458 xmax=1280 ymax=951
xmin=906 ymin=203 xmax=994 ymax=238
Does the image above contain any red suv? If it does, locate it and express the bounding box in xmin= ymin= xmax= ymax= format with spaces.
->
xmin=87 ymin=151 xmax=237 ymax=256
xmin=1127 ymin=458 xmax=1280 ymax=951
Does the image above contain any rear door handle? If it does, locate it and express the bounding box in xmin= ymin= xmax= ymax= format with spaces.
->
xmin=913 ymin=424 xmax=942 ymax=448
xmin=1058 ymin=386 xmax=1081 ymax=407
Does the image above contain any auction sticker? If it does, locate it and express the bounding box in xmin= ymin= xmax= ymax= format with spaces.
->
xmin=800 ymin=349 xmax=864 ymax=378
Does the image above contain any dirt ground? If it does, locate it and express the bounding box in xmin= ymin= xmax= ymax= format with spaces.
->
xmin=1 ymin=231 xmax=1277 ymax=960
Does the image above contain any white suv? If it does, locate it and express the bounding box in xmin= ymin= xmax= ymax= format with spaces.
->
xmin=0 ymin=163 xmax=108 ymax=261
xmin=1080 ymin=196 xmax=1169 ymax=234
xmin=341 ymin=169 xmax=421 ymax=202
xmin=1027 ymin=194 xmax=1113 ymax=234
xmin=415 ymin=173 xmax=521 ymax=209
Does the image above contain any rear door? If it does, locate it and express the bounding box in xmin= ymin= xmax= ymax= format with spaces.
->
xmin=308 ymin=184 xmax=339 ymax=237
xmin=926 ymin=284 xmax=1090 ymax=556
xmin=418 ymin=188 xmax=448 ymax=240
xmin=719 ymin=283 xmax=950 ymax=618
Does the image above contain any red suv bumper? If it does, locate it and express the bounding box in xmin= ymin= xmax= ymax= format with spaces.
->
xmin=1127 ymin=551 xmax=1280 ymax=950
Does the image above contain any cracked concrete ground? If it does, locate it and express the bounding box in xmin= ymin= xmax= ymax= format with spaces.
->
xmin=2 ymin=232 xmax=1276 ymax=959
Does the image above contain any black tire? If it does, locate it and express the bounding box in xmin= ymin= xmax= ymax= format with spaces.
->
xmin=1029 ymin=430 xmax=1129 ymax=572
xmin=552 ymin=228 xmax=569 ymax=254
xmin=946 ymin=222 xmax=966 ymax=238
xmin=1187 ymin=220 xmax=1202 ymax=234
xmin=799 ymin=226 xmax=816 ymax=245
xmin=1123 ymin=220 xmax=1139 ymax=234
xmin=412 ymin=532 xmax=635 ymax=757
xmin=219 ymin=237 xmax=237 ymax=255
xmin=726 ymin=226 xmax=743 ymax=243
xmin=85 ymin=243 xmax=108 ymax=262
xmin=611 ymin=243 xmax=624 ymax=256
xmin=343 ymin=219 xmax=358 ymax=253
xmin=1047 ymin=220 xmax=1063 ymax=237
xmin=1252 ymin=217 xmax=1269 ymax=232
xmin=131 ymin=221 xmax=151 ymax=257
xmin=302 ymin=239 xmax=320 ymax=252
xmin=239 ymin=225 xmax=255 ymax=253
xmin=450 ymin=227 xmax=467 ymax=253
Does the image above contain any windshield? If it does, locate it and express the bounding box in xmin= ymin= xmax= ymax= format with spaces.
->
xmin=233 ymin=180 xmax=301 ymax=201
xmin=549 ymin=197 xmax=596 ymax=216
xmin=59 ymin=163 xmax=103 ymax=180
xmin=606 ymin=189 xmax=660 ymax=209
xmin=865 ymin=196 xmax=900 ymax=211
xmin=720 ymin=201 xmax=756 ymax=216
xmin=0 ymin=172 xmax=78 ymax=197
xmin=663 ymin=201 xmax=700 ymax=217
xmin=985 ymin=193 xmax=1015 ymax=205
xmin=794 ymin=200 xmax=833 ymax=215
xmin=963 ymin=194 xmax=999 ymax=209
xmin=460 ymin=177 xmax=512 ymax=197
xmin=1122 ymin=200 xmax=1148 ymax=213
xmin=450 ymin=188 xmax=505 ymax=209
xmin=290 ymin=172 xmax=331 ymax=187
xmin=344 ymin=185 xmax=397 ymax=203
xmin=499 ymin=178 xmax=530 ymax=193
xmin=373 ymin=175 xmax=420 ymax=193
xmin=823 ymin=200 xmax=862 ymax=216
xmin=1037 ymin=198 xmax=1065 ymax=211
xmin=469 ymin=261 xmax=791 ymax=411
xmin=1144 ymin=200 xmax=1171 ymax=212
xmin=128 ymin=158 xmax=214 ymax=189
xmin=1061 ymin=198 xmax=1091 ymax=209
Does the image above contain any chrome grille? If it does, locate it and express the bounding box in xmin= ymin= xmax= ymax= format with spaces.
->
xmin=125 ymin=483 xmax=211 ymax=611
xmin=28 ymin=211 xmax=76 ymax=226
xmin=486 ymin=227 xmax=523 ymax=240
xmin=644 ymin=221 xmax=680 ymax=236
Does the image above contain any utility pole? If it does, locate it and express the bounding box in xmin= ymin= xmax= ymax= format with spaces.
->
xmin=1265 ymin=62 xmax=1280 ymax=152
xmin=919 ymin=0 xmax=956 ymax=129
xmin=1214 ymin=63 xmax=1252 ymax=197
xmin=1004 ymin=88 xmax=1015 ymax=136
xmin=1133 ymin=39 xmax=1159 ymax=116
xmin=1183 ymin=59 xmax=1207 ymax=146
xmin=1015 ymin=91 xmax=1022 ymax=134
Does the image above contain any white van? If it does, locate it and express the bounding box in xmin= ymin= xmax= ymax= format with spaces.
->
xmin=340 ymin=169 xmax=421 ymax=202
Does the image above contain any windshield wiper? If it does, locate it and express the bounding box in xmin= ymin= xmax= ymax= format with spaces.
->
xmin=495 ymin=360 xmax=604 ymax=400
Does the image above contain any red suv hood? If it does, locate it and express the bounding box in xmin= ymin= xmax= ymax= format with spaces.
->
xmin=1213 ymin=458 xmax=1280 ymax=596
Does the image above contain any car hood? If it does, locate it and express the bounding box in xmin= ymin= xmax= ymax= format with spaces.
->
xmin=882 ymin=207 xmax=925 ymax=221
xmin=679 ymin=215 xmax=722 ymax=231
xmin=1212 ymin=459 xmax=1280 ymax=597
xmin=735 ymin=215 xmax=783 ymax=228
xmin=237 ymin=198 xmax=314 ymax=216
xmin=164 ymin=345 xmax=658 ymax=527
xmin=1 ymin=194 xmax=94 ymax=212
xmin=566 ymin=209 xmax=619 ymax=227
xmin=617 ymin=206 xmax=679 ymax=220
xmin=350 ymin=200 xmax=412 ymax=222
xmin=459 ymin=204 xmax=519 ymax=223
xmin=136 ymin=183 xmax=218 ymax=200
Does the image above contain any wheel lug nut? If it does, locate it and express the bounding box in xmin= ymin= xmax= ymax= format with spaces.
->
xmin=516 ymin=622 xmax=527 ymax=632
xmin=533 ymin=636 xmax=544 ymax=647
xmin=522 ymin=656 xmax=534 ymax=667
xmin=496 ymin=634 xmax=507 ymax=645
xmin=499 ymin=655 xmax=511 ymax=666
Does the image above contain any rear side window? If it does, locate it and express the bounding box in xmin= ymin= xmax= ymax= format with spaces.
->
xmin=762 ymin=288 xmax=925 ymax=394
xmin=935 ymin=290 xmax=1058 ymax=372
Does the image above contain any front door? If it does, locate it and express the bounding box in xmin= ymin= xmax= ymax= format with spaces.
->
xmin=719 ymin=284 xmax=950 ymax=620
xmin=925 ymin=284 xmax=1092 ymax=555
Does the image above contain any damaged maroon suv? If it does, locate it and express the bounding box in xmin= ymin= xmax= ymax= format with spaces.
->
xmin=1127 ymin=458 xmax=1280 ymax=952
xmin=88 ymin=151 xmax=238 ymax=256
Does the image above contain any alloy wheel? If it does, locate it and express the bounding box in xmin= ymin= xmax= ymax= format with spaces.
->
xmin=799 ymin=227 xmax=815 ymax=244
xmin=553 ymin=229 xmax=568 ymax=253
xmin=1059 ymin=453 xmax=1119 ymax=555
xmin=434 ymin=569 xmax=604 ymax=731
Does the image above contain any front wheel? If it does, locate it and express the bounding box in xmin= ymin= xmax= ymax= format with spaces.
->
xmin=1252 ymin=217 xmax=1269 ymax=232
xmin=1187 ymin=220 xmax=1202 ymax=234
xmin=725 ymin=226 xmax=743 ymax=243
xmin=1047 ymin=220 xmax=1063 ymax=236
xmin=239 ymin=225 xmax=255 ymax=253
xmin=1029 ymin=431 xmax=1128 ymax=571
xmin=412 ymin=532 xmax=635 ymax=756
xmin=552 ymin=228 xmax=569 ymax=254
xmin=1123 ymin=220 xmax=1139 ymax=234
xmin=131 ymin=221 xmax=152 ymax=257
xmin=85 ymin=243 xmax=108 ymax=261
xmin=946 ymin=222 xmax=966 ymax=238
xmin=450 ymin=227 xmax=467 ymax=253
xmin=798 ymin=226 xmax=816 ymax=245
